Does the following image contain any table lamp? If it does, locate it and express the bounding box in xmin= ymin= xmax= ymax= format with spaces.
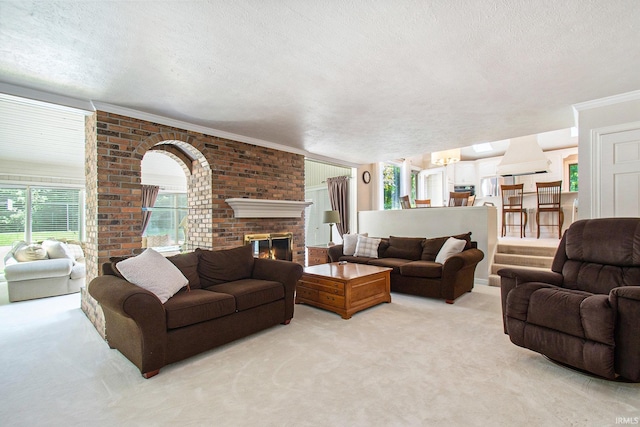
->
xmin=322 ymin=210 xmax=341 ymax=246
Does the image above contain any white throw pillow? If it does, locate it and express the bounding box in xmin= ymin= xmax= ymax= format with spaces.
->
xmin=42 ymin=240 xmax=75 ymax=260
xmin=116 ymin=248 xmax=188 ymax=304
xmin=343 ymin=233 xmax=368 ymax=256
xmin=354 ymin=235 xmax=381 ymax=258
xmin=14 ymin=243 xmax=48 ymax=262
xmin=435 ymin=237 xmax=466 ymax=264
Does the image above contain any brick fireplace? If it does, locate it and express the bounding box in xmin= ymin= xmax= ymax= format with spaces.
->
xmin=82 ymin=110 xmax=307 ymax=336
xmin=244 ymin=232 xmax=294 ymax=261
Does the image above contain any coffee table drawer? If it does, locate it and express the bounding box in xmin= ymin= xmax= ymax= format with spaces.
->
xmin=317 ymin=291 xmax=345 ymax=308
xmin=297 ymin=277 xmax=345 ymax=295
xmin=296 ymin=286 xmax=318 ymax=301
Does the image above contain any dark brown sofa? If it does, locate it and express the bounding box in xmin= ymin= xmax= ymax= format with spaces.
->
xmin=499 ymin=218 xmax=640 ymax=382
xmin=88 ymin=245 xmax=303 ymax=378
xmin=328 ymin=233 xmax=484 ymax=303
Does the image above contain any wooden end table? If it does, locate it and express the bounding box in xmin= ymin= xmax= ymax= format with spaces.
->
xmin=295 ymin=262 xmax=391 ymax=319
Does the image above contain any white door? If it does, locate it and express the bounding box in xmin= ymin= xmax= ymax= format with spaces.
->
xmin=599 ymin=127 xmax=640 ymax=217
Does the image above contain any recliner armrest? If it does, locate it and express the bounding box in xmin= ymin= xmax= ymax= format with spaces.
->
xmin=609 ymin=286 xmax=640 ymax=382
xmin=497 ymin=268 xmax=564 ymax=286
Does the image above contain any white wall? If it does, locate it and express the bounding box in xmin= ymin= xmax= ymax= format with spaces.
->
xmin=576 ymin=94 xmax=640 ymax=219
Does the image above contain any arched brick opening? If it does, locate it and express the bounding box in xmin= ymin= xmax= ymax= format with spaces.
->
xmin=140 ymin=138 xmax=213 ymax=252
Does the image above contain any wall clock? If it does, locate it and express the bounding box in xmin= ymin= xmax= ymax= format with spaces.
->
xmin=362 ymin=170 xmax=371 ymax=184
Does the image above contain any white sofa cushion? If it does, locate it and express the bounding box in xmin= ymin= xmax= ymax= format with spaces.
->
xmin=343 ymin=233 xmax=368 ymax=256
xmin=4 ymin=258 xmax=73 ymax=281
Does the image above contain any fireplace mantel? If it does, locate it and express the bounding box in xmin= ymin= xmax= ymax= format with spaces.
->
xmin=225 ymin=198 xmax=313 ymax=218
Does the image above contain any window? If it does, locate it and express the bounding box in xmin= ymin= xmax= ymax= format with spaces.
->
xmin=144 ymin=192 xmax=188 ymax=247
xmin=383 ymin=163 xmax=401 ymax=210
xmin=410 ymin=170 xmax=419 ymax=202
xmin=0 ymin=186 xmax=82 ymax=246
xmin=569 ymin=163 xmax=578 ymax=192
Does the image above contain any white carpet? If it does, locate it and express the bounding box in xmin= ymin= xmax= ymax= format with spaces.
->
xmin=0 ymin=285 xmax=638 ymax=427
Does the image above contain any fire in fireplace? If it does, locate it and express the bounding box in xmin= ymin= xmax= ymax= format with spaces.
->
xmin=244 ymin=233 xmax=293 ymax=261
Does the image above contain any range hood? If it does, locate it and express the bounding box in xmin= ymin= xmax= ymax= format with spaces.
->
xmin=496 ymin=136 xmax=551 ymax=176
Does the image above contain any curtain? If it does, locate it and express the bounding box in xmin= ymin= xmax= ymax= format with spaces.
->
xmin=141 ymin=185 xmax=160 ymax=235
xmin=327 ymin=176 xmax=349 ymax=237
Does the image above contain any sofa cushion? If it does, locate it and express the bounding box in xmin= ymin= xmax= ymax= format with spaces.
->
xmin=164 ymin=289 xmax=236 ymax=329
xmin=399 ymin=260 xmax=442 ymax=278
xmin=384 ymin=236 xmax=424 ymax=260
xmin=42 ymin=240 xmax=75 ymax=260
xmin=196 ymin=245 xmax=255 ymax=287
xmin=354 ymin=236 xmax=381 ymax=258
xmin=368 ymin=257 xmax=412 ymax=274
xmin=167 ymin=252 xmax=201 ymax=289
xmin=435 ymin=237 xmax=467 ymax=264
xmin=342 ymin=233 xmax=367 ymax=256
xmin=421 ymin=232 xmax=472 ymax=261
xmin=115 ymin=248 xmax=189 ymax=304
xmin=14 ymin=243 xmax=48 ymax=262
xmin=206 ymin=279 xmax=284 ymax=311
xmin=338 ymin=255 xmax=374 ymax=264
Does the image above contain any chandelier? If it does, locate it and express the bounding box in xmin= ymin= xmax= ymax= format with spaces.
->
xmin=431 ymin=148 xmax=461 ymax=166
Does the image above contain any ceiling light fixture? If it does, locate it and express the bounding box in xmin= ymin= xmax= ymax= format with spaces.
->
xmin=431 ymin=148 xmax=461 ymax=166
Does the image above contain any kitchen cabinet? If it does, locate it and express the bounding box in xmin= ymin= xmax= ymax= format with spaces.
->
xmin=454 ymin=161 xmax=476 ymax=185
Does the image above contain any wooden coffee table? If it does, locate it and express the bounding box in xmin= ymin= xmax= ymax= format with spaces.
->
xmin=295 ymin=262 xmax=391 ymax=319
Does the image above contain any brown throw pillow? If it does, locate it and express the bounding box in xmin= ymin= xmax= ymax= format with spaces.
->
xmin=196 ymin=245 xmax=255 ymax=286
xmin=421 ymin=232 xmax=472 ymax=261
xmin=167 ymin=252 xmax=200 ymax=290
xmin=385 ymin=236 xmax=425 ymax=260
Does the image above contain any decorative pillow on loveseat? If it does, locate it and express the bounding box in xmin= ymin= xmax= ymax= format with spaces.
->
xmin=342 ymin=233 xmax=368 ymax=256
xmin=115 ymin=248 xmax=189 ymax=304
xmin=421 ymin=232 xmax=471 ymax=261
xmin=435 ymin=237 xmax=467 ymax=264
xmin=354 ymin=235 xmax=382 ymax=258
xmin=196 ymin=245 xmax=255 ymax=287
xmin=384 ymin=236 xmax=425 ymax=260
xmin=13 ymin=242 xmax=48 ymax=262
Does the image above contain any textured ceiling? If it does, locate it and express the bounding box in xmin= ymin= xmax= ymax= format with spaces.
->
xmin=1 ymin=0 xmax=639 ymax=165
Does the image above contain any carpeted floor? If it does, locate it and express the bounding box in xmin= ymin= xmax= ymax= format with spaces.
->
xmin=0 ymin=285 xmax=638 ymax=426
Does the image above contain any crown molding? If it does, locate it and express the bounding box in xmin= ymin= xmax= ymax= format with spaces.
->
xmin=0 ymin=82 xmax=95 ymax=114
xmin=572 ymin=90 xmax=640 ymax=112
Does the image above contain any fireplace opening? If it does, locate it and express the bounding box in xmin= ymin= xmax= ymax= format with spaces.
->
xmin=244 ymin=233 xmax=293 ymax=261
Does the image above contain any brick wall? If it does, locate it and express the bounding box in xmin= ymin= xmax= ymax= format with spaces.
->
xmin=82 ymin=111 xmax=306 ymax=334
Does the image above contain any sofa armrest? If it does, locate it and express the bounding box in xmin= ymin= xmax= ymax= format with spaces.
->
xmin=252 ymin=258 xmax=303 ymax=321
xmin=439 ymin=248 xmax=484 ymax=302
xmin=88 ymin=274 xmax=167 ymax=376
xmin=610 ymin=286 xmax=640 ymax=382
xmin=327 ymin=245 xmax=344 ymax=262
xmin=4 ymin=258 xmax=73 ymax=282
xmin=498 ymin=268 xmax=564 ymax=333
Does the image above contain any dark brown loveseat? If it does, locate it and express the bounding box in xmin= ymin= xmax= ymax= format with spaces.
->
xmin=89 ymin=245 xmax=303 ymax=378
xmin=328 ymin=233 xmax=484 ymax=303
xmin=499 ymin=218 xmax=640 ymax=382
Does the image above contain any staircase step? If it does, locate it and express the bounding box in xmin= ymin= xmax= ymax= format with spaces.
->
xmin=497 ymin=244 xmax=557 ymax=257
xmin=491 ymin=263 xmax=552 ymax=275
xmin=494 ymin=253 xmax=553 ymax=269
xmin=488 ymin=274 xmax=501 ymax=287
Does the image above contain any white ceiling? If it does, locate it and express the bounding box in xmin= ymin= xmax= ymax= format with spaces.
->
xmin=1 ymin=1 xmax=639 ymax=165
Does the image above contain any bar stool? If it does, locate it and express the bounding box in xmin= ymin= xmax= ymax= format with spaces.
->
xmin=415 ymin=199 xmax=431 ymax=208
xmin=448 ymin=191 xmax=470 ymax=206
xmin=536 ymin=180 xmax=563 ymax=239
xmin=400 ymin=195 xmax=412 ymax=209
xmin=500 ymin=184 xmax=527 ymax=238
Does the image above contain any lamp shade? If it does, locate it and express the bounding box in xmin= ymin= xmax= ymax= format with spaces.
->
xmin=322 ymin=210 xmax=341 ymax=224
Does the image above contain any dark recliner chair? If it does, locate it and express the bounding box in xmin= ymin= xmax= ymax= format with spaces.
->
xmin=499 ymin=218 xmax=640 ymax=382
